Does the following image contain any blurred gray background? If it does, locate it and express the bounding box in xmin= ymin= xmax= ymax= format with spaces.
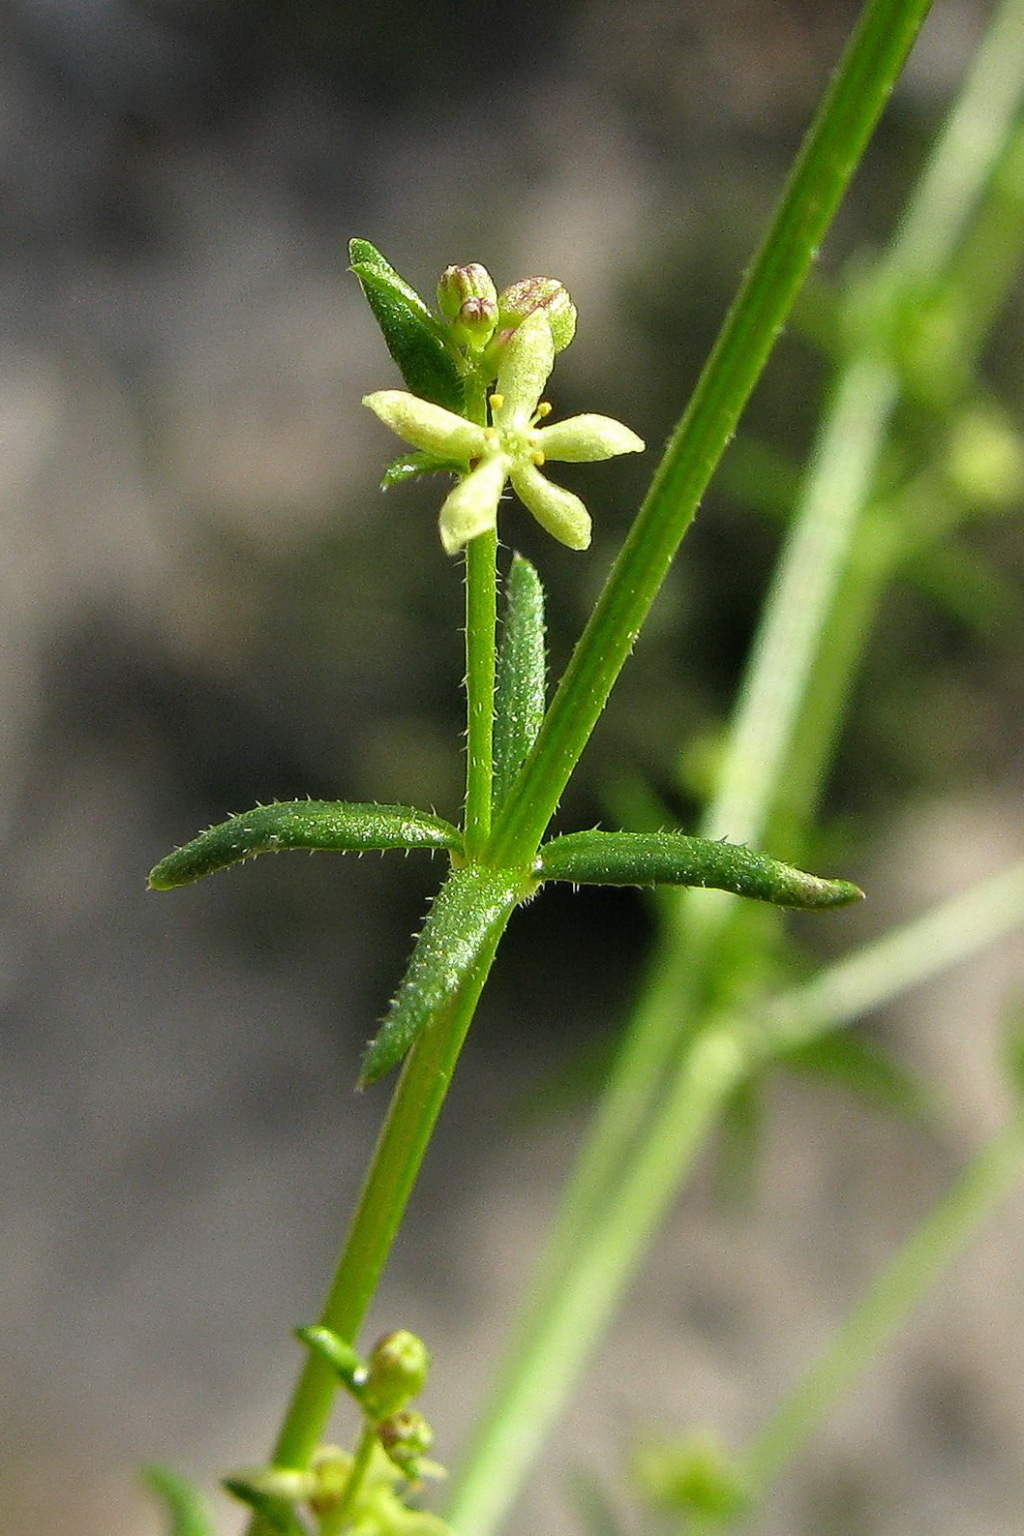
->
xmin=2 ymin=1 xmax=1024 ymax=1533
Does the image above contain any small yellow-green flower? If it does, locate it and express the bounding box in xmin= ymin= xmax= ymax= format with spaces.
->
xmin=364 ymin=310 xmax=644 ymax=555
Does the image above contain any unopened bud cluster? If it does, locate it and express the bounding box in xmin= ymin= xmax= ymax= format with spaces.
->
xmin=228 ymin=1437 xmax=451 ymax=1535
xmin=436 ymin=262 xmax=577 ymax=372
xmin=293 ymin=1323 xmax=442 ymax=1486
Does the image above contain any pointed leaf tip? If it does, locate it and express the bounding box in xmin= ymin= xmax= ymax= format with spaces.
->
xmin=537 ymin=830 xmax=863 ymax=909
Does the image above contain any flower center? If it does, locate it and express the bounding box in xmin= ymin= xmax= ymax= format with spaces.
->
xmin=487 ymin=395 xmax=552 ymax=467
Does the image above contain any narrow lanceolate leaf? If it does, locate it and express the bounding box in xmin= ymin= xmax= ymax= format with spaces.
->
xmin=359 ymin=866 xmax=524 ymax=1087
xmin=536 ymin=831 xmax=863 ymax=909
xmin=149 ymin=802 xmax=462 ymax=890
xmin=381 ymin=450 xmax=468 ymax=488
xmin=142 ymin=1467 xmax=217 ymax=1536
xmin=493 ymin=554 xmax=547 ymax=814
xmin=349 ymin=238 xmax=465 ymax=414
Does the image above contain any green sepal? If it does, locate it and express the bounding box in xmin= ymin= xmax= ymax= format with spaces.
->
xmin=142 ymin=1466 xmax=217 ymax=1536
xmin=381 ymin=450 xmax=468 ymax=489
xmin=349 ymin=238 xmax=465 ymax=414
xmin=536 ymin=830 xmax=863 ymax=909
xmin=493 ymin=554 xmax=547 ymax=815
xmin=359 ymin=866 xmax=524 ymax=1087
xmin=295 ymin=1324 xmax=364 ymax=1394
xmin=149 ymin=801 xmax=462 ymax=890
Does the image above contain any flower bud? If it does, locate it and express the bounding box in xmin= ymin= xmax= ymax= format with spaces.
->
xmin=360 ymin=1330 xmax=431 ymax=1420
xmin=437 ymin=263 xmax=498 ymax=322
xmin=451 ymin=294 xmax=499 ymax=352
xmin=497 ymin=277 xmax=577 ymax=352
xmin=377 ymin=1409 xmax=433 ymax=1478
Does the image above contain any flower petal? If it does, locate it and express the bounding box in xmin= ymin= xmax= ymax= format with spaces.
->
xmin=510 ymin=462 xmax=592 ymax=550
xmin=363 ymin=391 xmax=485 ymax=461
xmin=495 ymin=312 xmax=555 ymax=428
xmin=535 ymin=413 xmax=645 ymax=462
xmin=439 ymin=455 xmax=510 ymax=554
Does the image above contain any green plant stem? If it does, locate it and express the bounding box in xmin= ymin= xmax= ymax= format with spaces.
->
xmin=248 ymin=390 xmax=505 ymax=1533
xmin=245 ymin=920 xmax=510 ymax=1536
xmin=488 ymin=0 xmax=934 ymax=872
xmin=462 ymin=91 xmax=1024 ymax=1466
xmin=697 ymin=0 xmax=1024 ymax=856
xmin=945 ymin=117 xmax=1024 ymax=368
xmin=741 ymin=1111 xmax=1024 ymax=1500
xmin=463 ymin=527 xmax=498 ymax=860
xmin=761 ymin=1 xmax=1024 ymax=857
xmin=462 ymin=363 xmax=497 ymax=860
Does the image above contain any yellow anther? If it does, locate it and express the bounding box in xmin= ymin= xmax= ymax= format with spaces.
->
xmin=535 ymin=401 xmax=552 ymax=420
xmin=532 ymin=450 xmax=545 ymax=466
xmin=488 ymin=393 xmax=505 ymax=412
